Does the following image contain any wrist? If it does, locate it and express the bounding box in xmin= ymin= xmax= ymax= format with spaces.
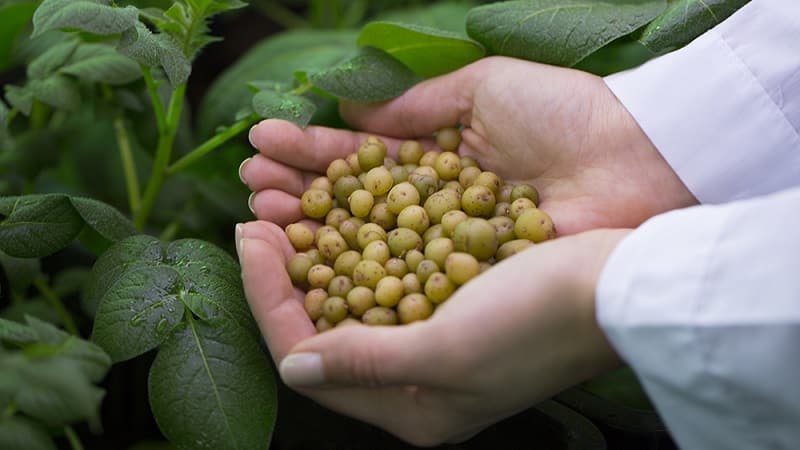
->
xmin=564 ymin=229 xmax=631 ymax=379
xmin=593 ymin=80 xmax=699 ymax=218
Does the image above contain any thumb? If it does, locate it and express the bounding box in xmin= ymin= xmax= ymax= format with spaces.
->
xmin=279 ymin=324 xmax=441 ymax=388
xmin=341 ymin=58 xmax=495 ymax=138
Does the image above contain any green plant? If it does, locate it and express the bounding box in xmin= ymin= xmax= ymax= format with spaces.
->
xmin=0 ymin=0 xmax=749 ymax=449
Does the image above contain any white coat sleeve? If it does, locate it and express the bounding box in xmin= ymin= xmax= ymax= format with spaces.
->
xmin=596 ymin=187 xmax=800 ymax=449
xmin=604 ymin=0 xmax=800 ymax=204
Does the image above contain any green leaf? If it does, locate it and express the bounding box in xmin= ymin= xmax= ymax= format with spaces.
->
xmin=118 ymin=22 xmax=191 ymax=86
xmin=0 ymin=355 xmax=106 ymax=426
xmin=251 ymin=90 xmax=316 ymax=127
xmin=29 ymin=74 xmax=81 ymax=110
xmin=60 ymin=43 xmax=141 ymax=85
xmin=149 ymin=318 xmax=276 ymax=450
xmin=0 ymin=250 xmax=41 ymax=296
xmin=198 ymin=29 xmax=358 ymax=136
xmin=69 ymin=197 xmax=136 ymax=242
xmin=310 ymin=46 xmax=420 ymax=103
xmin=0 ymin=1 xmax=39 ymax=71
xmin=91 ymin=236 xmax=258 ymax=362
xmin=638 ymin=0 xmax=750 ymax=52
xmin=25 ymin=316 xmax=111 ymax=382
xmin=0 ymin=194 xmax=84 ymax=258
xmin=466 ymin=0 xmax=667 ymax=67
xmin=0 ymin=416 xmax=56 ymax=450
xmin=27 ymin=40 xmax=79 ymax=80
xmin=4 ymin=85 xmax=33 ymax=116
xmin=32 ymin=0 xmax=139 ymax=38
xmin=0 ymin=317 xmax=38 ymax=345
xmin=91 ymin=265 xmax=185 ymax=363
xmin=357 ymin=22 xmax=484 ymax=78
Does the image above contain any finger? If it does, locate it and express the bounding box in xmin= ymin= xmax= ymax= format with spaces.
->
xmin=340 ymin=59 xmax=492 ymax=137
xmin=279 ymin=323 xmax=450 ymax=388
xmin=237 ymin=222 xmax=316 ymax=362
xmin=248 ymin=119 xmax=436 ymax=173
xmin=249 ymin=189 xmax=303 ymax=226
xmin=240 ymin=154 xmax=318 ymax=196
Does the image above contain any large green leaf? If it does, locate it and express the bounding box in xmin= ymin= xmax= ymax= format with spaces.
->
xmin=60 ymin=43 xmax=141 ymax=85
xmin=149 ymin=318 xmax=276 ymax=450
xmin=251 ymin=89 xmax=316 ymax=127
xmin=32 ymin=0 xmax=139 ymax=38
xmin=0 ymin=1 xmax=38 ymax=71
xmin=466 ymin=0 xmax=667 ymax=67
xmin=198 ymin=29 xmax=357 ymax=136
xmin=309 ymin=46 xmax=420 ymax=103
xmin=0 ymin=194 xmax=84 ymax=258
xmin=357 ymin=22 xmax=485 ymax=78
xmin=69 ymin=196 xmax=136 ymax=242
xmin=0 ymin=416 xmax=56 ymax=450
xmin=91 ymin=236 xmax=261 ymax=362
xmin=89 ymin=234 xmax=276 ymax=449
xmin=638 ymin=0 xmax=750 ymax=52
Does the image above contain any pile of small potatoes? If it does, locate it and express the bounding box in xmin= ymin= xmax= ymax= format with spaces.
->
xmin=284 ymin=128 xmax=556 ymax=332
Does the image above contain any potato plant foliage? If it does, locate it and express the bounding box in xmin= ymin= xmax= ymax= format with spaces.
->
xmin=0 ymin=0 xmax=748 ymax=448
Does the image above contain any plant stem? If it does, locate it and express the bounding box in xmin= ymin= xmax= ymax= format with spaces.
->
xmin=114 ymin=116 xmax=141 ymax=216
xmin=64 ymin=426 xmax=84 ymax=450
xmin=253 ymin=1 xmax=308 ymax=28
xmin=290 ymin=82 xmax=314 ymax=96
xmin=142 ymin=66 xmax=167 ymax=134
xmin=30 ymin=100 xmax=47 ymax=130
xmin=33 ymin=277 xmax=79 ymax=336
xmin=166 ymin=116 xmax=256 ymax=175
xmin=135 ymin=83 xmax=186 ymax=230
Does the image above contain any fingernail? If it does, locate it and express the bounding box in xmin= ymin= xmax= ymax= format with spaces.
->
xmin=280 ymin=353 xmax=325 ymax=387
xmin=234 ymin=223 xmax=244 ymax=254
xmin=248 ymin=192 xmax=256 ymax=215
xmin=248 ymin=125 xmax=258 ymax=148
xmin=238 ymin=158 xmax=251 ymax=185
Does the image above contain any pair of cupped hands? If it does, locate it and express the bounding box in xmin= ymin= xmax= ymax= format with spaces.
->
xmin=236 ymin=57 xmax=696 ymax=446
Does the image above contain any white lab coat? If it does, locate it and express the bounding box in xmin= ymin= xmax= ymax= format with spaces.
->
xmin=598 ymin=0 xmax=800 ymax=448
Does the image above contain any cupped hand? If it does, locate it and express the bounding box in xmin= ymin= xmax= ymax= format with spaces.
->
xmin=236 ymin=220 xmax=629 ymax=446
xmin=243 ymin=56 xmax=697 ymax=235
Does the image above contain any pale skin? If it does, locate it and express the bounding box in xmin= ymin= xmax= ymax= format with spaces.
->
xmin=237 ymin=56 xmax=697 ymax=446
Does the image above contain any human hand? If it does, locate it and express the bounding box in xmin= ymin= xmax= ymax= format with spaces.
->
xmin=244 ymin=56 xmax=696 ymax=235
xmin=236 ymin=220 xmax=629 ymax=446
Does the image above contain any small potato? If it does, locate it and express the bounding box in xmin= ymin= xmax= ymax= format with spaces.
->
xmin=397 ymin=293 xmax=434 ymax=324
xmin=285 ymin=223 xmax=314 ymax=251
xmin=301 ymin=189 xmax=332 ymax=219
xmin=362 ymin=306 xmax=398 ymax=325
